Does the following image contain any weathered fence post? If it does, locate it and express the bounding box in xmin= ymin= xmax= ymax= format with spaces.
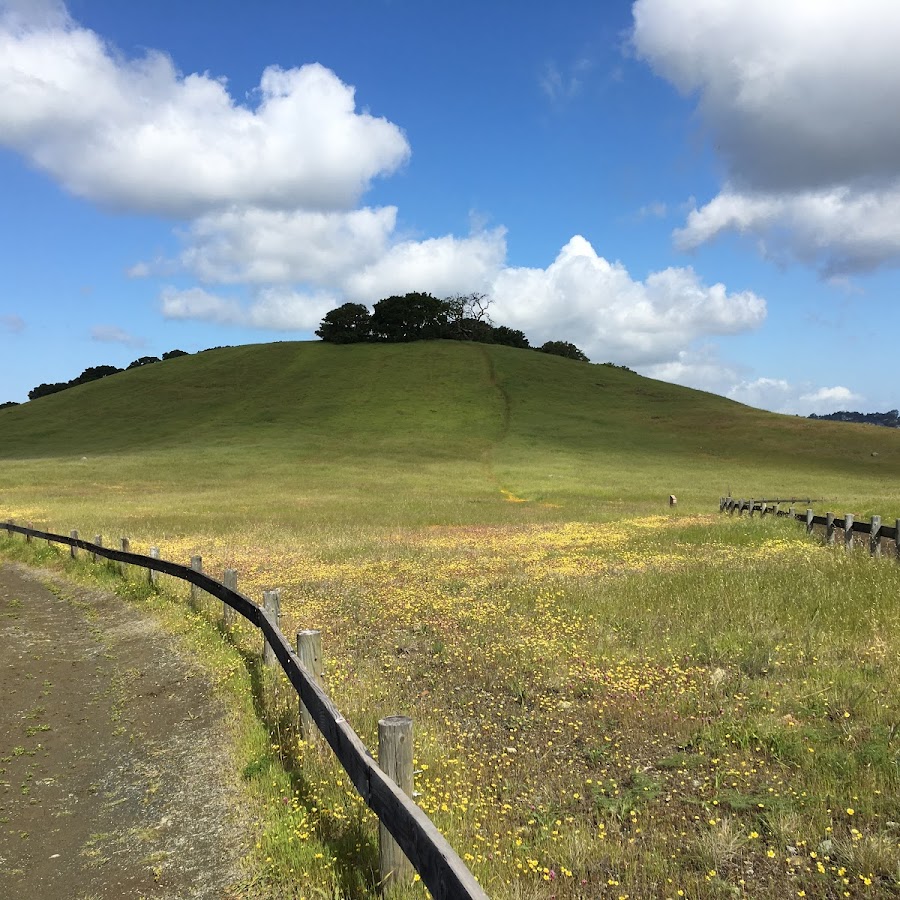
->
xmin=844 ymin=514 xmax=855 ymax=551
xmin=222 ymin=569 xmax=238 ymax=630
xmin=788 ymin=506 xmax=795 ymax=519
xmin=262 ymin=589 xmax=281 ymax=666
xmin=5 ymin=519 xmax=12 ymax=539
xmin=297 ymin=629 xmax=325 ymax=742
xmin=378 ymin=716 xmax=415 ymax=890
xmin=26 ymin=522 xmax=33 ymax=545
xmin=190 ymin=555 xmax=203 ymax=610
xmin=749 ymin=499 xmax=756 ymax=518
xmin=92 ymin=534 xmax=102 ymax=563
xmin=895 ymin=519 xmax=900 ymax=561
xmin=826 ymin=513 xmax=835 ymax=546
xmin=760 ymin=500 xmax=768 ymax=518
xmin=870 ymin=515 xmax=882 ymax=558
xmin=772 ymin=502 xmax=780 ymax=517
xmin=806 ymin=508 xmax=814 ymax=535
xmin=119 ymin=537 xmax=130 ymax=576
xmin=147 ymin=547 xmax=160 ymax=585
xmin=70 ymin=530 xmax=78 ymax=559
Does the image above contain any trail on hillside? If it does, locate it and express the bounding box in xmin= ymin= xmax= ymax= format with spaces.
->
xmin=0 ymin=563 xmax=249 ymax=900
xmin=477 ymin=345 xmax=516 ymax=498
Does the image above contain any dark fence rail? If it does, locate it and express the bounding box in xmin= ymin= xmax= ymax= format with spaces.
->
xmin=0 ymin=520 xmax=488 ymax=900
xmin=719 ymin=497 xmax=900 ymax=556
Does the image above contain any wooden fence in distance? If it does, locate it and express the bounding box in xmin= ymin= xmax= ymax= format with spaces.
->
xmin=0 ymin=520 xmax=488 ymax=900
xmin=719 ymin=497 xmax=900 ymax=557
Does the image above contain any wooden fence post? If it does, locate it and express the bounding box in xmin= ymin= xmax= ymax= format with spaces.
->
xmin=773 ymin=502 xmax=780 ymax=517
xmin=297 ymin=629 xmax=325 ymax=742
xmin=378 ymin=716 xmax=415 ymax=890
xmin=5 ymin=519 xmax=12 ymax=539
xmin=119 ymin=537 xmax=130 ymax=576
xmin=26 ymin=522 xmax=33 ymax=544
xmin=223 ymin=569 xmax=238 ymax=630
xmin=148 ymin=547 xmax=160 ymax=585
xmin=806 ymin=508 xmax=814 ymax=535
xmin=262 ymin=589 xmax=281 ymax=666
xmin=70 ymin=530 xmax=78 ymax=559
xmin=749 ymin=499 xmax=756 ymax=518
xmin=760 ymin=500 xmax=768 ymax=518
xmin=789 ymin=506 xmax=795 ymax=519
xmin=844 ymin=514 xmax=855 ymax=551
xmin=870 ymin=516 xmax=882 ymax=558
xmin=92 ymin=534 xmax=102 ymax=563
xmin=190 ymin=556 xmax=203 ymax=610
xmin=896 ymin=519 xmax=900 ymax=561
xmin=825 ymin=513 xmax=835 ymax=546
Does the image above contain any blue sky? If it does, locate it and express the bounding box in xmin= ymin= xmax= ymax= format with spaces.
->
xmin=2 ymin=0 xmax=899 ymax=414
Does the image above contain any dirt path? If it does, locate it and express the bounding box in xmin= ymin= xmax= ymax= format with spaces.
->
xmin=0 ymin=562 xmax=249 ymax=899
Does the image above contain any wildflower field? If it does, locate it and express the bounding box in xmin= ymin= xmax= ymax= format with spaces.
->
xmin=2 ymin=341 xmax=900 ymax=898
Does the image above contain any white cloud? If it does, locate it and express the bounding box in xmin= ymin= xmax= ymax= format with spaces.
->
xmin=1 ymin=313 xmax=25 ymax=333
xmin=639 ymin=348 xmax=743 ymax=394
xmin=675 ymin=185 xmax=900 ymax=275
xmin=158 ymin=232 xmax=767 ymax=376
xmin=799 ymin=386 xmax=863 ymax=407
xmin=727 ymin=377 xmax=864 ymax=415
xmin=342 ymin=228 xmax=508 ymax=302
xmin=90 ymin=324 xmax=144 ymax=347
xmin=178 ymin=206 xmax=397 ymax=285
xmin=491 ymin=235 xmax=765 ymax=365
xmin=632 ymin=0 xmax=900 ymax=273
xmin=160 ymin=286 xmax=335 ymax=332
xmin=0 ymin=6 xmax=409 ymax=216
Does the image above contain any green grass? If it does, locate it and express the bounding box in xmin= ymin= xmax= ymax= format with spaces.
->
xmin=2 ymin=340 xmax=900 ymax=898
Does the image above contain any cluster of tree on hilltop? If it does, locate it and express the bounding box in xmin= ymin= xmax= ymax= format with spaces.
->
xmin=315 ymin=292 xmax=589 ymax=361
xmin=809 ymin=409 xmax=900 ymax=428
xmin=25 ymin=350 xmax=190 ymax=401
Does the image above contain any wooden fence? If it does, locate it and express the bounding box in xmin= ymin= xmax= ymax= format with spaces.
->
xmin=0 ymin=520 xmax=488 ymax=900
xmin=719 ymin=497 xmax=900 ymax=557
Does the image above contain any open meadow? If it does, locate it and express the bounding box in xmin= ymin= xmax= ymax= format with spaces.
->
xmin=2 ymin=341 xmax=900 ymax=899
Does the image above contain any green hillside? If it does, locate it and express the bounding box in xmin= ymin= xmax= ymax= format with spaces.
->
xmin=2 ymin=340 xmax=898 ymax=531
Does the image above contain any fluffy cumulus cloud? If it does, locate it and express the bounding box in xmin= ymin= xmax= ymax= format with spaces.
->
xmin=0 ymin=3 xmax=409 ymax=216
xmin=491 ymin=236 xmax=765 ymax=365
xmin=161 ymin=286 xmax=336 ymax=332
xmin=726 ymin=378 xmax=864 ymax=416
xmin=161 ymin=232 xmax=768 ymax=375
xmin=632 ymin=0 xmax=900 ymax=273
xmin=342 ymin=229 xmax=508 ymax=302
xmin=178 ymin=207 xmax=399 ymax=285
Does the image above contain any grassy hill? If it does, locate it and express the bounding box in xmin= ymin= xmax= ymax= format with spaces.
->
xmin=1 ymin=340 xmax=898 ymax=530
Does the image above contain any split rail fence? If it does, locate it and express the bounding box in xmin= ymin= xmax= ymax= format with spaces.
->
xmin=0 ymin=519 xmax=488 ymax=900
xmin=719 ymin=497 xmax=900 ymax=557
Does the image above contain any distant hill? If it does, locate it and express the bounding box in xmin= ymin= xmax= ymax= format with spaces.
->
xmin=809 ymin=409 xmax=900 ymax=428
xmin=1 ymin=340 xmax=898 ymax=502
